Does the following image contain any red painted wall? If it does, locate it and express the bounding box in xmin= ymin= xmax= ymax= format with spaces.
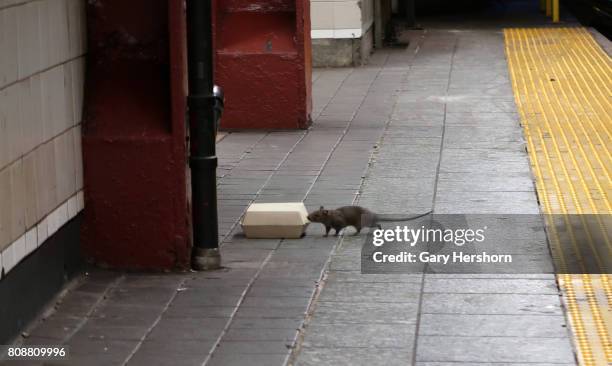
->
xmin=82 ymin=0 xmax=191 ymax=270
xmin=214 ymin=0 xmax=312 ymax=129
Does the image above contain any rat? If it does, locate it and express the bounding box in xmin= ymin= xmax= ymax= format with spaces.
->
xmin=307 ymin=206 xmax=432 ymax=237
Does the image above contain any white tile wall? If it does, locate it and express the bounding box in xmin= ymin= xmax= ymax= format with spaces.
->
xmin=70 ymin=58 xmax=85 ymax=125
xmin=17 ymin=2 xmax=41 ymax=78
xmin=54 ymin=128 xmax=76 ymax=204
xmin=1 ymin=239 xmax=16 ymax=275
xmin=0 ymin=125 xmax=82 ymax=250
xmin=1 ymin=190 xmax=83 ymax=277
xmin=23 ymin=151 xmax=39 ymax=227
xmin=311 ymin=0 xmax=374 ymax=39
xmin=12 ymin=234 xmax=25 ymax=268
xmin=66 ymin=0 xmax=86 ymax=57
xmin=0 ymin=1 xmax=28 ymax=9
xmin=76 ymin=190 xmax=84 ymax=211
xmin=9 ymin=159 xmax=25 ymax=242
xmin=0 ymin=88 xmax=10 ymax=169
xmin=333 ymin=1 xmax=361 ymax=29
xmin=0 ymin=0 xmax=86 ymax=278
xmin=38 ymin=140 xmax=58 ymax=217
xmin=0 ymin=167 xmax=11 ymax=248
xmin=67 ymin=194 xmax=77 ymax=218
xmin=47 ymin=0 xmax=70 ymax=66
xmin=4 ymin=84 xmax=22 ymax=165
xmin=1 ymin=7 xmax=20 ymax=86
xmin=73 ymin=124 xmax=83 ymax=190
xmin=19 ymin=75 xmax=44 ymax=155
xmin=63 ymin=63 xmax=75 ymax=127
xmin=38 ymin=0 xmax=51 ymax=68
xmin=36 ymin=215 xmax=48 ymax=246
xmin=25 ymin=226 xmax=37 ymax=255
xmin=42 ymin=66 xmax=68 ymax=140
xmin=311 ymin=1 xmax=334 ymax=29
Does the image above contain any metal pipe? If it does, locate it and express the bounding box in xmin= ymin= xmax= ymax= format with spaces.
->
xmin=186 ymin=0 xmax=221 ymax=270
xmin=552 ymin=0 xmax=559 ymax=22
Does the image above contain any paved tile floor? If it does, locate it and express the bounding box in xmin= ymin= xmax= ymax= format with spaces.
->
xmin=8 ymin=2 xmax=587 ymax=365
xmin=291 ymin=26 xmax=575 ymax=366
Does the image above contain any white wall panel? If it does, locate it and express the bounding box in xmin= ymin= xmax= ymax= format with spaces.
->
xmin=0 ymin=0 xmax=86 ymax=277
xmin=311 ymin=0 xmax=375 ymax=39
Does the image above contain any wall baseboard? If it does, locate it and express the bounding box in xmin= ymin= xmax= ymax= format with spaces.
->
xmin=312 ymin=27 xmax=374 ymax=67
xmin=0 ymin=214 xmax=83 ymax=344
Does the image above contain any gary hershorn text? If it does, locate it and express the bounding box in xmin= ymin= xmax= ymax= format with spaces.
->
xmin=372 ymin=251 xmax=512 ymax=264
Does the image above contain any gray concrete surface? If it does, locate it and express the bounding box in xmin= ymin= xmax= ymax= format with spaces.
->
xmin=291 ymin=26 xmax=575 ymax=366
xmin=312 ymin=27 xmax=374 ymax=67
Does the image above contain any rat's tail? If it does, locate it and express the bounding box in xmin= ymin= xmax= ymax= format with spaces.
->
xmin=377 ymin=211 xmax=433 ymax=222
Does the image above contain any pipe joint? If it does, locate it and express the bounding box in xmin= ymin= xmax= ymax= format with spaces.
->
xmin=192 ymin=247 xmax=221 ymax=271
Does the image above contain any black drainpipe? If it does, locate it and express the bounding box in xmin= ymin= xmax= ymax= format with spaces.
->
xmin=186 ymin=0 xmax=222 ymax=270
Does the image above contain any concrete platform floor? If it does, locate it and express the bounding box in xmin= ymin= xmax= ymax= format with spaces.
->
xmin=8 ymin=1 xmax=610 ymax=365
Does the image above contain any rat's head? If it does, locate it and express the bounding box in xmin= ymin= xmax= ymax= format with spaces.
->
xmin=307 ymin=206 xmax=328 ymax=223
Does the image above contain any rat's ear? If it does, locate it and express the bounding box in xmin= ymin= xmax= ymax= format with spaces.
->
xmin=319 ymin=206 xmax=324 ymax=210
xmin=322 ymin=210 xmax=329 ymax=215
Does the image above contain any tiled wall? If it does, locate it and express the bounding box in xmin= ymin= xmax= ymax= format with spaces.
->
xmin=311 ymin=0 xmax=374 ymax=39
xmin=0 ymin=0 xmax=86 ymax=277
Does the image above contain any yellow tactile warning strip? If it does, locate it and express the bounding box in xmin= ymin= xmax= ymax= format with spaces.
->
xmin=505 ymin=27 xmax=612 ymax=366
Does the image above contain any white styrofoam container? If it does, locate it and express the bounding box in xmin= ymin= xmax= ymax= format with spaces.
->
xmin=241 ymin=202 xmax=309 ymax=239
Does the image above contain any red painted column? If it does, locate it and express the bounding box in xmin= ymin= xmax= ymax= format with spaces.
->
xmin=82 ymin=0 xmax=191 ymax=270
xmin=214 ymin=0 xmax=312 ymax=129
